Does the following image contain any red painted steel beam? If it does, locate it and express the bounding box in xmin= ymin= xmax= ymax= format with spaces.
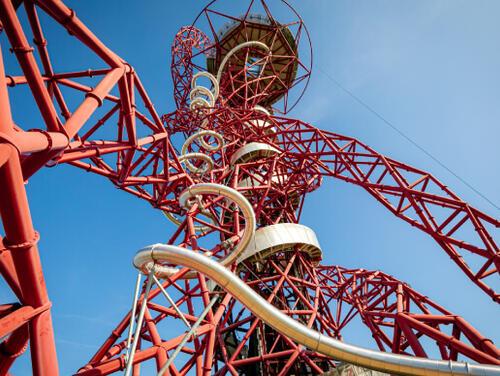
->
xmin=1 ymin=0 xmax=498 ymax=373
xmin=0 ymin=239 xmax=22 ymax=300
xmin=0 ymin=304 xmax=50 ymax=338
xmin=317 ymin=266 xmax=500 ymax=364
xmin=0 ymin=130 xmax=68 ymax=154
xmin=33 ymin=0 xmax=124 ymax=68
xmin=171 ymin=27 xmax=210 ymax=108
xmin=0 ymin=324 xmax=29 ymax=375
xmin=23 ymin=0 xmax=72 ymax=120
xmin=0 ymin=46 xmax=59 ymax=376
xmin=63 ymin=67 xmax=126 ymax=138
xmin=0 ymin=0 xmax=61 ymax=132
xmin=260 ymin=120 xmax=499 ymax=302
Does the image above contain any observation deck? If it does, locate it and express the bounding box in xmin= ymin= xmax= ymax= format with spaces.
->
xmin=207 ymin=14 xmax=299 ymax=107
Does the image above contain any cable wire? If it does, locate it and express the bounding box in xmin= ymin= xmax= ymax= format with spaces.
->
xmin=316 ymin=65 xmax=499 ymax=211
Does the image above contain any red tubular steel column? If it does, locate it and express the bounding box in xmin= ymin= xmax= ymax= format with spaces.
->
xmin=0 ymin=237 xmax=22 ymax=299
xmin=0 ymin=0 xmax=60 ymax=132
xmin=0 ymin=47 xmax=59 ymax=375
xmin=0 ymin=324 xmax=30 ymax=374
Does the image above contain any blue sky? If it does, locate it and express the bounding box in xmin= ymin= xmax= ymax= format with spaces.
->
xmin=1 ymin=0 xmax=499 ymax=374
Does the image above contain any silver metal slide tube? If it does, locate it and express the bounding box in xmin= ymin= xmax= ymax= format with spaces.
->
xmin=134 ymin=244 xmax=500 ymax=376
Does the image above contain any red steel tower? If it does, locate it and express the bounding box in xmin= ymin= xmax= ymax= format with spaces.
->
xmin=0 ymin=1 xmax=498 ymax=375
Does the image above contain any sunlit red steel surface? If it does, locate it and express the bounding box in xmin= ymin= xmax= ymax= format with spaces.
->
xmin=0 ymin=0 xmax=498 ymax=375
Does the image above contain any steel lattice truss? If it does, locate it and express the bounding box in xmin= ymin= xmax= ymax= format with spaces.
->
xmin=0 ymin=0 xmax=498 ymax=375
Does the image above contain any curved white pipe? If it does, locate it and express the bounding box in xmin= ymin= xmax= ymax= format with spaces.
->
xmin=145 ymin=184 xmax=256 ymax=279
xmin=216 ymin=41 xmax=271 ymax=84
xmin=133 ymin=244 xmax=500 ymax=376
xmin=178 ymin=183 xmax=256 ymax=266
xmin=190 ymin=71 xmax=219 ymax=114
xmin=244 ymin=106 xmax=277 ymax=135
xmin=181 ymin=130 xmax=224 ymax=170
xmin=193 ymin=130 xmax=224 ymax=152
xmin=253 ymin=105 xmax=270 ymax=116
xmin=162 ymin=210 xmax=213 ymax=233
xmin=163 ymin=131 xmax=224 ymax=228
xmin=189 ymin=97 xmax=212 ymax=114
xmin=178 ymin=152 xmax=214 ymax=174
xmin=189 ymin=85 xmax=215 ymax=107
xmin=170 ymin=130 xmax=224 ymax=175
xmin=192 ymin=71 xmax=219 ymax=99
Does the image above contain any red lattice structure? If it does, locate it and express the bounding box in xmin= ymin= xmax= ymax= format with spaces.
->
xmin=0 ymin=1 xmax=498 ymax=375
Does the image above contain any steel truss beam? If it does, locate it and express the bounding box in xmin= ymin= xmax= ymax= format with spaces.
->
xmin=0 ymin=0 xmax=498 ymax=375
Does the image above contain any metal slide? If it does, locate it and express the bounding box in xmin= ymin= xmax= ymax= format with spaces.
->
xmin=134 ymin=244 xmax=500 ymax=376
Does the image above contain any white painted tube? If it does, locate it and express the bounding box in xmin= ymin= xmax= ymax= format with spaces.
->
xmin=144 ymin=184 xmax=256 ymax=280
xmin=162 ymin=210 xmax=212 ymax=233
xmin=189 ymin=86 xmax=215 ymax=107
xmin=178 ymin=152 xmax=214 ymax=174
xmin=216 ymin=41 xmax=270 ymax=84
xmin=190 ymin=71 xmax=219 ymax=115
xmin=253 ymin=105 xmax=270 ymax=116
xmin=192 ymin=71 xmax=219 ymax=99
xmin=181 ymin=130 xmax=224 ymax=173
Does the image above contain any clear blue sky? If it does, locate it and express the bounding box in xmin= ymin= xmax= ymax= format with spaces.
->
xmin=1 ymin=1 xmax=499 ymax=374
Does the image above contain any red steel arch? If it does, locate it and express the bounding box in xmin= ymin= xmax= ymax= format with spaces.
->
xmin=0 ymin=0 xmax=498 ymax=375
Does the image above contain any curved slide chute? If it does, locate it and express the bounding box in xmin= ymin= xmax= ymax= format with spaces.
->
xmin=134 ymin=244 xmax=500 ymax=376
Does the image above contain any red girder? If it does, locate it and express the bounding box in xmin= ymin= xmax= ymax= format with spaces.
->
xmin=171 ymin=26 xmax=210 ymax=109
xmin=78 ymin=251 xmax=499 ymax=375
xmin=258 ymin=119 xmax=499 ymax=301
xmin=317 ymin=266 xmax=499 ymax=363
xmin=164 ymin=109 xmax=499 ymax=300
xmin=0 ymin=0 xmax=499 ymax=375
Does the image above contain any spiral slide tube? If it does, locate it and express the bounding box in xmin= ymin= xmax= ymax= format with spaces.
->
xmin=190 ymin=71 xmax=219 ymax=114
xmin=163 ymin=209 xmax=213 ymax=233
xmin=192 ymin=71 xmax=219 ymax=98
xmin=134 ymin=244 xmax=500 ymax=376
xmin=216 ymin=41 xmax=271 ymax=83
xmin=183 ymin=129 xmax=224 ymax=152
xmin=181 ymin=130 xmax=224 ymax=173
xmin=151 ymin=183 xmax=256 ymax=279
